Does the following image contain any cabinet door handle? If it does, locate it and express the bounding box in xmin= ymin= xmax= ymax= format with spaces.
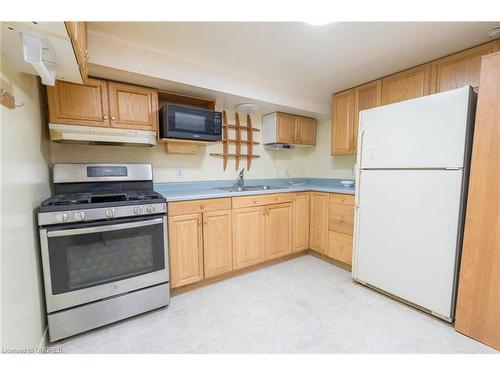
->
xmin=111 ymin=116 xmax=116 ymax=120
xmin=200 ymin=204 xmax=205 ymax=210
xmin=103 ymin=115 xmax=108 ymax=120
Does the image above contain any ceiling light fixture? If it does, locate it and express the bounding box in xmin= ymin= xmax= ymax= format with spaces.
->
xmin=304 ymin=20 xmax=332 ymax=26
xmin=235 ymin=103 xmax=260 ymax=114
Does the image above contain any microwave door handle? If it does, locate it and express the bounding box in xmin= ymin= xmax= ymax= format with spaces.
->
xmin=47 ymin=218 xmax=164 ymax=238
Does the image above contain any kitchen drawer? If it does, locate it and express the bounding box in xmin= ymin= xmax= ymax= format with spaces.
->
xmin=329 ymin=203 xmax=354 ymax=235
xmin=232 ymin=193 xmax=293 ymax=208
xmin=168 ymin=198 xmax=232 ymax=216
xmin=329 ymin=193 xmax=354 ymax=206
xmin=328 ymin=231 xmax=353 ymax=265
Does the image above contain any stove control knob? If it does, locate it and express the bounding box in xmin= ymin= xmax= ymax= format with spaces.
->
xmin=105 ymin=209 xmax=115 ymax=218
xmin=56 ymin=212 xmax=69 ymax=222
xmin=133 ymin=206 xmax=143 ymax=215
xmin=74 ymin=211 xmax=85 ymax=221
xmin=146 ymin=205 xmax=156 ymax=214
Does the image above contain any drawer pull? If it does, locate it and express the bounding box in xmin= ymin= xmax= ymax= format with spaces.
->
xmin=200 ymin=204 xmax=205 ymax=209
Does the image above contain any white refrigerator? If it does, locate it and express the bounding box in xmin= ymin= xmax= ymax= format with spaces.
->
xmin=352 ymin=86 xmax=477 ymax=322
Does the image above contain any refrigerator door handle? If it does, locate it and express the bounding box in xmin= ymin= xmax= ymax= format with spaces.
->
xmin=354 ymin=129 xmax=365 ymax=207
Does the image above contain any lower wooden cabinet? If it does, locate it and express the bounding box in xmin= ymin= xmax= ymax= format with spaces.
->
xmin=265 ymin=203 xmax=293 ymax=260
xmin=168 ymin=213 xmax=204 ymax=288
xmin=327 ymin=194 xmax=355 ymax=266
xmin=292 ymin=192 xmax=310 ymax=251
xmin=203 ymin=210 xmax=233 ymax=278
xmin=328 ymin=231 xmax=353 ymax=266
xmin=309 ymin=192 xmax=329 ymax=254
xmin=168 ymin=191 xmax=355 ymax=288
xmin=232 ymin=206 xmax=267 ymax=270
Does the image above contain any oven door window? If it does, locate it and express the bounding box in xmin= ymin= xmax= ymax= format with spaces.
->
xmin=47 ymin=219 xmax=165 ymax=294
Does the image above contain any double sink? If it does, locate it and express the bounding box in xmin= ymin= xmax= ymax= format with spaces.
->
xmin=218 ymin=185 xmax=289 ymax=192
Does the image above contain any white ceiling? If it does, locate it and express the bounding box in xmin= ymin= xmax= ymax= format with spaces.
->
xmin=88 ymin=22 xmax=499 ymax=98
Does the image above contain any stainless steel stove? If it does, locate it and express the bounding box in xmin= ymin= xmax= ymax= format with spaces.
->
xmin=38 ymin=164 xmax=169 ymax=342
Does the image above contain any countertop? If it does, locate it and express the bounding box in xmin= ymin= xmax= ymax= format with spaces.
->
xmin=154 ymin=178 xmax=355 ymax=202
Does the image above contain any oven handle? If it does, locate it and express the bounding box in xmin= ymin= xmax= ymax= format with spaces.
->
xmin=46 ymin=218 xmax=164 ymax=237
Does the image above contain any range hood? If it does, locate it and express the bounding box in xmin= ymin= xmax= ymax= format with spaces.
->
xmin=49 ymin=124 xmax=157 ymax=146
xmin=264 ymin=143 xmax=296 ymax=150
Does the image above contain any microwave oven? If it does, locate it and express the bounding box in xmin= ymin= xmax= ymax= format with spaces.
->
xmin=159 ymin=104 xmax=222 ymax=141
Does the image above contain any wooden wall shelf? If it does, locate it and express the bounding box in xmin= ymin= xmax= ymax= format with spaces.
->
xmin=223 ymin=124 xmax=261 ymax=131
xmin=211 ymin=111 xmax=260 ymax=170
xmin=160 ymin=138 xmax=219 ymax=154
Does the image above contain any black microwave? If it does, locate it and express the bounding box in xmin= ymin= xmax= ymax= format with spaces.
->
xmin=159 ymin=104 xmax=222 ymax=141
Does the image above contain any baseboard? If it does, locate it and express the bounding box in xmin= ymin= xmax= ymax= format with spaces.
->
xmin=307 ymin=250 xmax=352 ymax=271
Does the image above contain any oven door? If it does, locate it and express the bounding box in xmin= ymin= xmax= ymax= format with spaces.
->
xmin=166 ymin=105 xmax=221 ymax=141
xmin=40 ymin=216 xmax=169 ymax=313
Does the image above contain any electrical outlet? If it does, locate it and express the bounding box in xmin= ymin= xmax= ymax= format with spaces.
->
xmin=176 ymin=168 xmax=183 ymax=179
xmin=351 ymin=167 xmax=356 ymax=176
xmin=282 ymin=169 xmax=289 ymax=177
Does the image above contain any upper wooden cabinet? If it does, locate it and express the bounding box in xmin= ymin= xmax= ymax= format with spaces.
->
xmin=353 ymin=80 xmax=382 ymax=152
xmin=296 ymin=117 xmax=316 ymax=145
xmin=331 ymin=89 xmax=355 ymax=155
xmin=47 ymin=78 xmax=109 ymax=127
xmin=65 ymin=22 xmax=88 ymax=83
xmin=276 ymin=113 xmax=297 ymax=144
xmin=263 ymin=112 xmax=317 ymax=145
xmin=47 ymin=79 xmax=159 ymax=133
xmin=381 ymin=63 xmax=431 ymax=105
xmin=108 ymin=81 xmax=159 ymax=131
xmin=431 ymin=40 xmax=500 ymax=94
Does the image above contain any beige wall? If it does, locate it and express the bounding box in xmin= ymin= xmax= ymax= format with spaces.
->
xmin=306 ymin=119 xmax=356 ymax=179
xmin=50 ymin=113 xmax=356 ymax=182
xmin=1 ymin=52 xmax=51 ymax=350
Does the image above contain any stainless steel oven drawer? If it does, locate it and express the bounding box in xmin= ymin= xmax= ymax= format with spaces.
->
xmin=48 ymin=282 xmax=170 ymax=342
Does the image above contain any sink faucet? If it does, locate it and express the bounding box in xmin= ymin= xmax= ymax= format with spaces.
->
xmin=237 ymin=168 xmax=245 ymax=188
